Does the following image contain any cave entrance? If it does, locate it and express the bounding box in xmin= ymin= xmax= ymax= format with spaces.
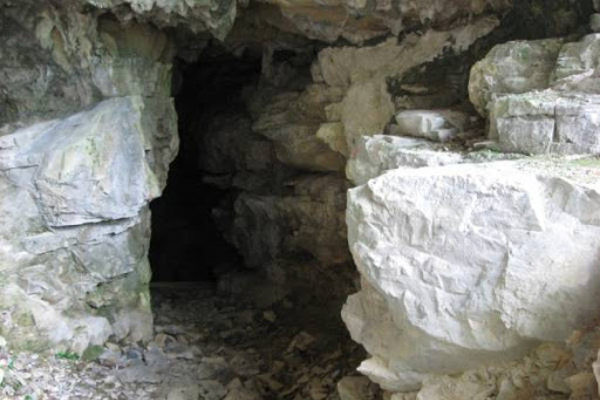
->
xmin=142 ymin=39 xmax=366 ymax=400
xmin=149 ymin=42 xmax=261 ymax=283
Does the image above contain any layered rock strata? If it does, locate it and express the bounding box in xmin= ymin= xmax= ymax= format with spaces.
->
xmin=0 ymin=1 xmax=178 ymax=352
xmin=342 ymin=12 xmax=600 ymax=396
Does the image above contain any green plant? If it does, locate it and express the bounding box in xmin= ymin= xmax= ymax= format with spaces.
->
xmin=81 ymin=345 xmax=104 ymax=361
xmin=55 ymin=351 xmax=79 ymax=361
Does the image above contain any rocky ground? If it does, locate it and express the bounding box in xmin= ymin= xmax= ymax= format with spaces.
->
xmin=0 ymin=283 xmax=379 ymax=400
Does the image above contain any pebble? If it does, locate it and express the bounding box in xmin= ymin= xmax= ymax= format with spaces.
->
xmin=0 ymin=285 xmax=372 ymax=400
xmin=262 ymin=310 xmax=276 ymax=323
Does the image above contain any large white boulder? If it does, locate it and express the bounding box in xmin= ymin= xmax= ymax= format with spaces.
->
xmin=343 ymin=160 xmax=600 ymax=391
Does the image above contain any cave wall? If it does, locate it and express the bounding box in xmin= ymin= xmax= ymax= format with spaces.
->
xmin=0 ymin=0 xmax=179 ymax=352
xmin=3 ymin=0 xmax=600 ymax=398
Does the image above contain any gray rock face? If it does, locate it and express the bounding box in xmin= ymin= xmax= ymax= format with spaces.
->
xmin=0 ymin=1 xmax=174 ymax=127
xmin=343 ymin=159 xmax=600 ymax=391
xmin=0 ymin=96 xmax=177 ymax=353
xmin=1 ymin=97 xmax=176 ymax=226
xmin=248 ymin=0 xmax=509 ymax=45
xmin=469 ymin=39 xmax=564 ymax=116
xmin=490 ymin=90 xmax=600 ymax=155
xmin=472 ymin=34 xmax=600 ymax=155
xmin=250 ymin=85 xmax=347 ymax=172
xmin=84 ymin=0 xmax=236 ymax=40
xmin=0 ymin=2 xmax=98 ymax=127
xmin=229 ymin=174 xmax=350 ymax=270
xmin=0 ymin=0 xmax=179 ymax=353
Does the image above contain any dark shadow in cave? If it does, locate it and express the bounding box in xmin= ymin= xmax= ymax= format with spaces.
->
xmin=149 ymin=42 xmax=262 ymax=282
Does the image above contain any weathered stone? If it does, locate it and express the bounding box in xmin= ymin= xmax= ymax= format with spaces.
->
xmin=344 ymin=160 xmax=600 ymax=390
xmin=229 ymin=174 xmax=350 ymax=269
xmin=471 ymin=34 xmax=600 ymax=155
xmin=0 ymin=96 xmax=178 ymax=352
xmin=316 ymin=122 xmax=349 ymax=157
xmin=250 ymin=85 xmax=346 ymax=172
xmin=392 ymin=110 xmax=469 ymax=142
xmin=552 ymin=34 xmax=600 ymax=93
xmin=337 ymin=376 xmax=376 ymax=400
xmin=346 ymin=135 xmax=463 ymax=185
xmin=468 ymin=39 xmax=564 ymax=116
xmin=84 ymin=0 xmax=236 ymax=40
xmin=593 ymin=351 xmax=600 ymax=394
xmin=490 ymin=90 xmax=600 ymax=154
xmin=316 ymin=18 xmax=500 ymax=89
xmin=590 ymin=14 xmax=600 ymax=32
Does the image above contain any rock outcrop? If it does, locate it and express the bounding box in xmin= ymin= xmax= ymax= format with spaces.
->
xmin=471 ymin=33 xmax=600 ymax=155
xmin=0 ymin=96 xmax=177 ymax=353
xmin=343 ymin=159 xmax=600 ymax=391
xmin=343 ymin=13 xmax=600 ymax=395
xmin=0 ymin=1 xmax=178 ymax=353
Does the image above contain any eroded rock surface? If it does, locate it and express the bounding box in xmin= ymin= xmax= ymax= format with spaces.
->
xmin=2 ymin=0 xmax=600 ymax=398
xmin=344 ymin=159 xmax=600 ymax=391
xmin=472 ymin=33 xmax=600 ymax=155
xmin=0 ymin=96 xmax=178 ymax=353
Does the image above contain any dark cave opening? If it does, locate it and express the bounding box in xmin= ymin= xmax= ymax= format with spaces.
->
xmin=149 ymin=42 xmax=262 ymax=282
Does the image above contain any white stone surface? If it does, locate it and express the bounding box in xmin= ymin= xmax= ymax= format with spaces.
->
xmin=346 ymin=135 xmax=463 ymax=185
xmin=343 ymin=160 xmax=600 ymax=391
xmin=472 ymin=34 xmax=600 ymax=154
xmin=393 ymin=110 xmax=468 ymax=142
xmin=490 ymin=90 xmax=600 ymax=154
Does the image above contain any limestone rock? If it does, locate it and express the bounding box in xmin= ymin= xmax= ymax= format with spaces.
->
xmin=593 ymin=351 xmax=600 ymax=394
xmin=197 ymin=113 xmax=279 ymax=180
xmin=0 ymin=96 xmax=178 ymax=352
xmin=315 ymin=18 xmax=500 ymax=89
xmin=346 ymin=135 xmax=463 ymax=185
xmin=84 ymin=0 xmax=236 ymax=40
xmin=469 ymin=39 xmax=564 ymax=116
xmin=392 ymin=110 xmax=469 ymax=142
xmin=0 ymin=96 xmax=176 ymax=226
xmin=327 ymin=17 xmax=498 ymax=153
xmin=343 ymin=160 xmax=600 ymax=390
xmin=552 ymin=33 xmax=600 ymax=93
xmin=591 ymin=14 xmax=600 ymax=32
xmin=250 ymin=85 xmax=346 ymax=172
xmin=258 ymin=0 xmax=508 ymax=45
xmin=490 ymin=90 xmax=600 ymax=155
xmin=337 ymin=376 xmax=377 ymax=400
xmin=471 ymin=34 xmax=600 ymax=154
xmin=316 ymin=122 xmax=349 ymax=157
xmin=0 ymin=2 xmax=176 ymax=128
xmin=229 ymin=174 xmax=350 ymax=269
xmin=0 ymin=2 xmax=98 ymax=126
xmin=341 ymin=80 xmax=395 ymax=151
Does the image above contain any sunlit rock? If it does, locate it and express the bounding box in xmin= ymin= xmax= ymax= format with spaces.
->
xmin=344 ymin=159 xmax=600 ymax=390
